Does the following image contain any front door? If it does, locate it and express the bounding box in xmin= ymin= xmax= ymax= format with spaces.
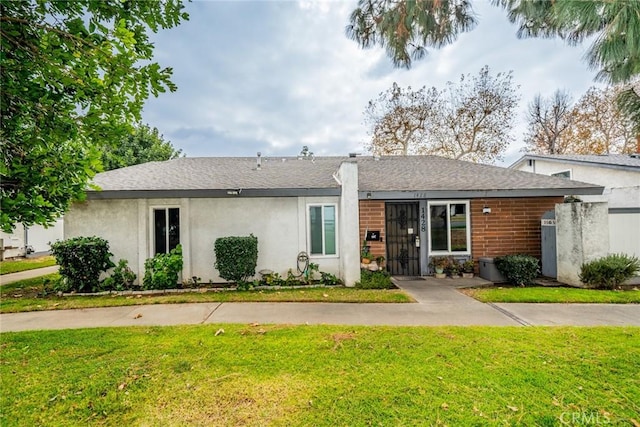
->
xmin=385 ymin=203 xmax=420 ymax=276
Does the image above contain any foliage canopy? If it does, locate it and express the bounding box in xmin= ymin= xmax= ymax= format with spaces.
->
xmin=101 ymin=123 xmax=183 ymax=171
xmin=0 ymin=0 xmax=188 ymax=232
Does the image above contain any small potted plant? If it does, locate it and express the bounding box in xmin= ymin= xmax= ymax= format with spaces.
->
xmin=446 ymin=259 xmax=461 ymax=278
xmin=375 ymin=255 xmax=385 ymax=267
xmin=431 ymin=257 xmax=447 ymax=278
xmin=462 ymin=259 xmax=475 ymax=278
xmin=361 ymin=252 xmax=374 ymax=265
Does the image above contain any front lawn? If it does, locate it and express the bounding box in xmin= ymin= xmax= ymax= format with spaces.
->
xmin=1 ymin=325 xmax=638 ymax=426
xmin=0 ymin=255 xmax=56 ymax=275
xmin=462 ymin=286 xmax=640 ymax=304
xmin=0 ymin=274 xmax=412 ymax=313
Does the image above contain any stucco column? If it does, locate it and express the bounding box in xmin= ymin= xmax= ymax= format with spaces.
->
xmin=556 ymin=202 xmax=609 ymax=287
xmin=337 ymin=160 xmax=360 ymax=287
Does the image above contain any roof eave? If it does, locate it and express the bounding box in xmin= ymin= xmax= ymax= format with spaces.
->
xmin=510 ymin=154 xmax=640 ymax=172
xmin=359 ymin=187 xmax=605 ymax=200
xmin=87 ymin=188 xmax=341 ymax=200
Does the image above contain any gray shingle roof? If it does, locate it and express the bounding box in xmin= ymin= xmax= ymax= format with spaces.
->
xmin=356 ymin=156 xmax=600 ymax=191
xmin=510 ymin=153 xmax=640 ymax=170
xmin=92 ymin=157 xmax=345 ymax=191
xmin=90 ymin=155 xmax=602 ymax=195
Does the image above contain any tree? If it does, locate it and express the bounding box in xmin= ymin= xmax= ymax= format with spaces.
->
xmin=347 ymin=0 xmax=640 ymax=131
xmin=364 ymin=83 xmax=437 ymax=155
xmin=365 ymin=66 xmax=520 ymax=163
xmin=523 ymin=90 xmax=574 ymax=155
xmin=346 ymin=0 xmax=477 ymax=69
xmin=568 ymin=86 xmax=637 ymax=154
xmin=299 ymin=146 xmax=314 ymax=158
xmin=0 ymin=1 xmax=188 ymax=232
xmin=101 ymin=124 xmax=183 ymax=171
xmin=524 ymin=85 xmax=637 ymax=155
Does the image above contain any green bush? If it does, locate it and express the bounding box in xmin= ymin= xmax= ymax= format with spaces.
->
xmin=320 ymin=272 xmax=342 ymax=286
xmin=214 ymin=234 xmax=258 ymax=284
xmin=494 ymin=254 xmax=539 ymax=286
xmin=143 ymin=245 xmax=183 ymax=290
xmin=356 ymin=269 xmax=394 ymax=289
xmin=50 ymin=236 xmax=114 ymax=292
xmin=101 ymin=259 xmax=137 ymax=291
xmin=580 ymin=253 xmax=640 ymax=289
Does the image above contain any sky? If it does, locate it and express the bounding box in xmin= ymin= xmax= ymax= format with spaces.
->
xmin=141 ymin=0 xmax=603 ymax=166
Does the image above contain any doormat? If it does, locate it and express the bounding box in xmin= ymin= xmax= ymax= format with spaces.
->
xmin=392 ymin=276 xmax=424 ymax=281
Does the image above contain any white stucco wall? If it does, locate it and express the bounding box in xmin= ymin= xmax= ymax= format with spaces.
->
xmin=556 ymin=202 xmax=609 ymax=287
xmin=190 ymin=197 xmax=303 ymax=282
xmin=65 ymin=195 xmax=346 ymax=284
xmin=336 ymin=161 xmax=361 ymax=287
xmin=609 ymin=213 xmax=640 ymax=257
xmin=514 ymin=159 xmax=640 ymax=208
xmin=65 ymin=199 xmax=140 ymax=275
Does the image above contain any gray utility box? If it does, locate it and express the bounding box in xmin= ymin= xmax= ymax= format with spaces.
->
xmin=478 ymin=257 xmax=507 ymax=283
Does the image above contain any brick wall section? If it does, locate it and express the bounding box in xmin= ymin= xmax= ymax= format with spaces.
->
xmin=471 ymin=197 xmax=562 ymax=261
xmin=358 ymin=200 xmax=386 ymax=258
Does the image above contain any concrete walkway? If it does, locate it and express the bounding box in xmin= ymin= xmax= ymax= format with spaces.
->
xmin=0 ymin=266 xmax=59 ymax=286
xmin=1 ymin=277 xmax=639 ymax=332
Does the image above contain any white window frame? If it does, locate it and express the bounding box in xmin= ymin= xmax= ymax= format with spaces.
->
xmin=551 ymin=169 xmax=572 ymax=179
xmin=149 ymin=206 xmax=181 ymax=256
xmin=306 ymin=203 xmax=339 ymax=258
xmin=427 ymin=200 xmax=471 ymax=256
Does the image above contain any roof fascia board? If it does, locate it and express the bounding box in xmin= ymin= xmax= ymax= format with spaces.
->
xmin=510 ymin=155 xmax=640 ymax=172
xmin=359 ymin=187 xmax=604 ymax=200
xmin=88 ymin=188 xmax=341 ymax=200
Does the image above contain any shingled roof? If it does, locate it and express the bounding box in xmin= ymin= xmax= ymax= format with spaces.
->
xmin=88 ymin=155 xmax=603 ymax=199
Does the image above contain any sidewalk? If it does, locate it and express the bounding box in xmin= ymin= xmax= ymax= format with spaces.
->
xmin=0 ymin=266 xmax=59 ymax=286
xmin=1 ymin=277 xmax=639 ymax=332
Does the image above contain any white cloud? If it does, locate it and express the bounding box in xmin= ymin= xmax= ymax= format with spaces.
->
xmin=142 ymin=0 xmax=603 ymax=163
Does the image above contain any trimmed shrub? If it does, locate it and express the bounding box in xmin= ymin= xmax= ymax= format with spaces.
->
xmin=580 ymin=253 xmax=640 ymax=289
xmin=494 ymin=254 xmax=540 ymax=286
xmin=355 ymin=269 xmax=394 ymax=289
xmin=214 ymin=234 xmax=258 ymax=284
xmin=143 ymin=245 xmax=183 ymax=290
xmin=50 ymin=236 xmax=114 ymax=292
xmin=102 ymin=259 xmax=137 ymax=291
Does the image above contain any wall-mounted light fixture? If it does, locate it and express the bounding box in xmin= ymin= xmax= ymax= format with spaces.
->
xmin=482 ymin=205 xmax=491 ymax=215
xmin=367 ymin=192 xmax=372 ymax=199
xmin=226 ymin=189 xmax=242 ymax=196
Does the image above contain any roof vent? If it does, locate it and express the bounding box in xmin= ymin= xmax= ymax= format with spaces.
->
xmin=256 ymin=152 xmax=261 ymax=170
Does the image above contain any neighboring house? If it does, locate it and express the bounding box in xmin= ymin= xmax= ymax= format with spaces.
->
xmin=0 ymin=219 xmax=64 ymax=259
xmin=510 ymin=153 xmax=640 ymax=258
xmin=64 ymin=156 xmax=602 ymax=286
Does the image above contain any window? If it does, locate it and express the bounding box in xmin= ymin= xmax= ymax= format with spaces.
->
xmin=153 ymin=207 xmax=180 ymax=255
xmin=427 ymin=201 xmax=470 ymax=255
xmin=551 ymin=170 xmax=571 ymax=179
xmin=308 ymin=204 xmax=337 ymax=256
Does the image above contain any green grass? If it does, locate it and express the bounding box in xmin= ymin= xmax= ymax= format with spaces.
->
xmin=0 ymin=274 xmax=413 ymax=313
xmin=462 ymin=286 xmax=640 ymax=304
xmin=1 ymin=325 xmax=638 ymax=426
xmin=0 ymin=255 xmax=56 ymax=275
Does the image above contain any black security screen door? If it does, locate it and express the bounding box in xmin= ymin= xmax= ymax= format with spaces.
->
xmin=385 ymin=203 xmax=420 ymax=276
